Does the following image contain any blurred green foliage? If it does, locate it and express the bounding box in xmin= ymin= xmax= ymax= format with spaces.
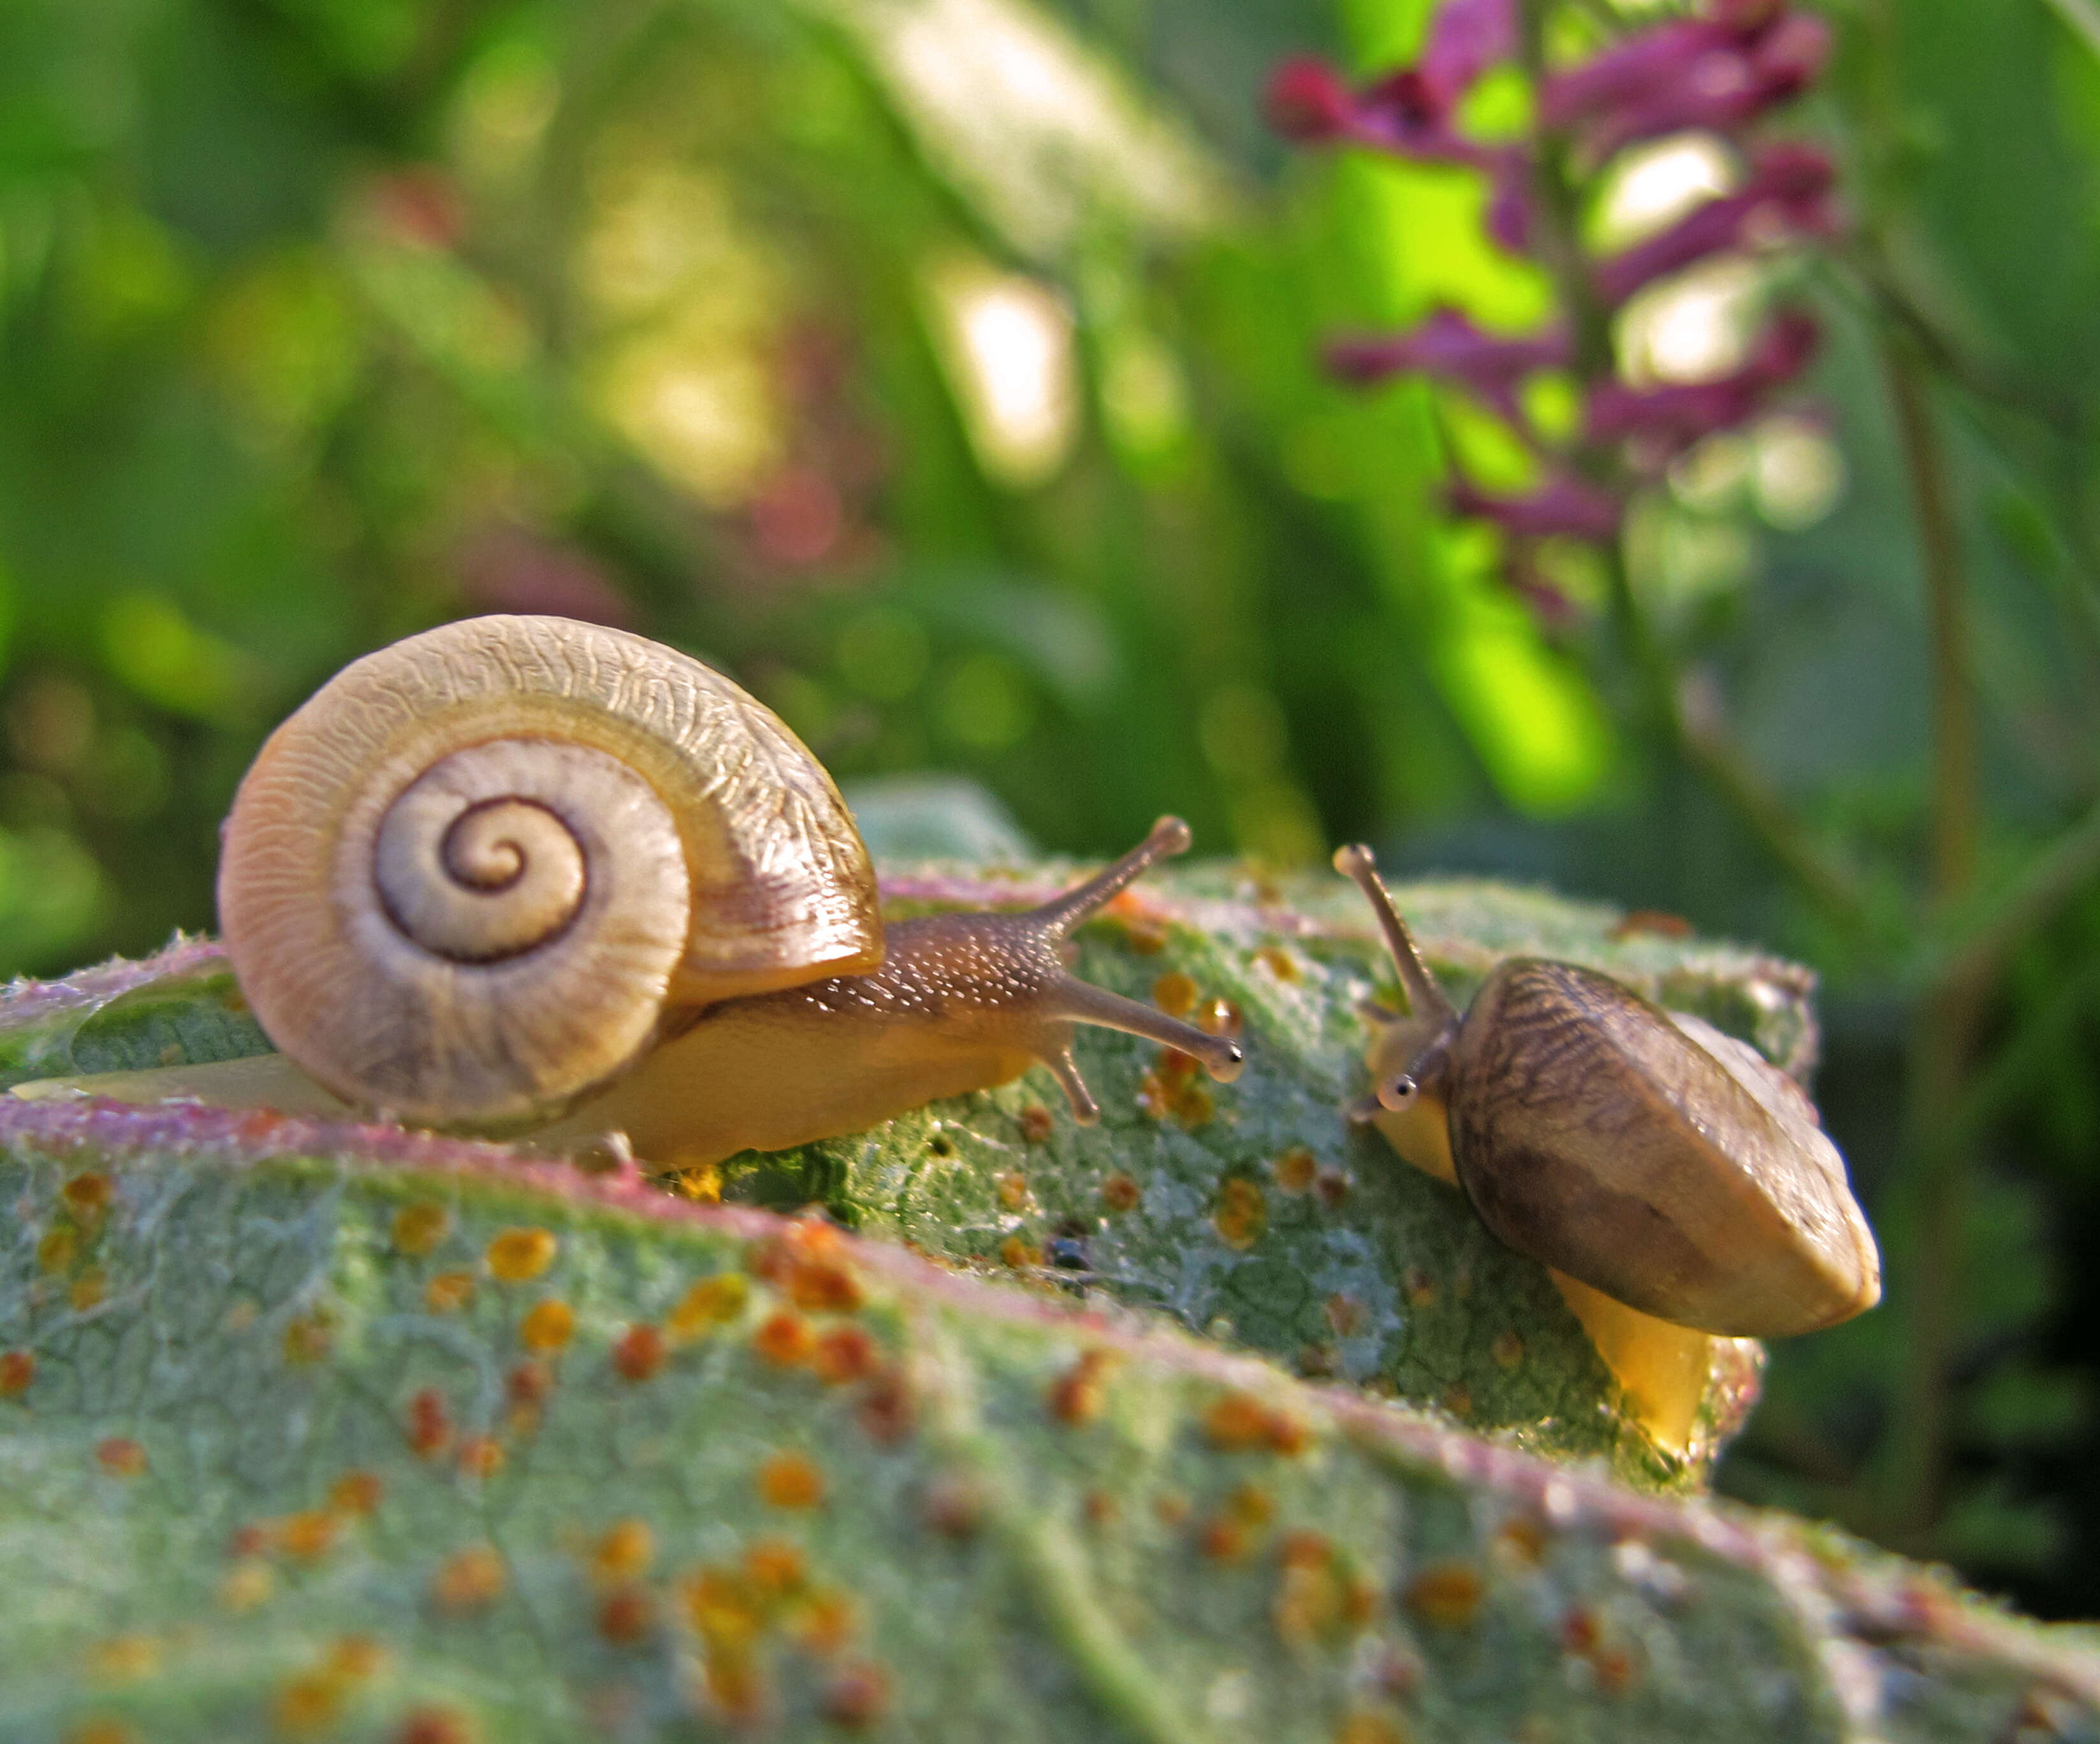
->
xmin=1 ymin=0 xmax=2098 ymax=1618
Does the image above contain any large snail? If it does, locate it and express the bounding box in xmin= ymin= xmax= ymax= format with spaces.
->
xmin=1332 ymin=843 xmax=1879 ymax=1446
xmin=46 ymin=615 xmax=1243 ymax=1165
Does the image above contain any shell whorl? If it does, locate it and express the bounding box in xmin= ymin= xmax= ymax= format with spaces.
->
xmin=218 ymin=614 xmax=883 ymax=1126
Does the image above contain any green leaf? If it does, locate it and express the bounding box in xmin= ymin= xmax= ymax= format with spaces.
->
xmin=0 ymin=1101 xmax=2093 ymax=1743
xmin=0 ymin=938 xmax=272 ymax=1089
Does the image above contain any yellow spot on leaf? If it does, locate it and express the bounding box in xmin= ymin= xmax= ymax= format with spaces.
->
xmin=1213 ymin=1177 xmax=1267 ymax=1249
xmin=425 ymin=1272 xmax=474 ymax=1314
xmin=485 ymin=1227 xmax=557 ymax=1282
xmin=518 ymin=1299 xmax=574 ymax=1351
xmin=431 ymin=1544 xmax=507 ymax=1611
xmin=283 ymin=1312 xmax=332 ymax=1365
xmin=757 ymin=1450 xmax=824 ymax=1509
xmin=1272 ymin=1146 xmax=1318 ymax=1193
xmin=62 ymin=1172 xmax=112 ymax=1223
xmin=392 ymin=1202 xmax=450 ymax=1256
xmin=85 ymin=1634 xmax=159 ymax=1682
xmin=277 ymin=1511 xmax=339 ymax=1563
xmin=272 ymin=1669 xmax=344 ymax=1736
xmin=221 ymin=1559 xmax=274 ymax=1613
xmin=1405 ymin=1560 xmax=1485 ymax=1630
xmin=328 ymin=1470 xmax=383 ymax=1516
xmin=95 ymin=1438 xmax=146 ymax=1479
xmin=667 ymin=1273 xmax=748 ymax=1339
xmin=592 ymin=1519 xmax=654 ymax=1586
xmin=1151 ymin=970 xmax=1197 ymax=1016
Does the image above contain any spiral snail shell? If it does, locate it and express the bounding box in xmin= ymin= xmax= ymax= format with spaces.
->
xmin=207 ymin=614 xmax=1242 ymax=1159
xmin=218 ymin=615 xmax=881 ymax=1129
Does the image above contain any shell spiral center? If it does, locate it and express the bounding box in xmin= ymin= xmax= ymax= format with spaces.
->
xmin=375 ymin=755 xmax=594 ymax=964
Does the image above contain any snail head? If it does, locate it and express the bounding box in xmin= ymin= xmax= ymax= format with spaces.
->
xmin=1332 ymin=844 xmax=1461 ymax=1144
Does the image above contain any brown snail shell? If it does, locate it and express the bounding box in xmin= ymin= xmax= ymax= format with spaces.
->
xmin=1443 ymin=958 xmax=1879 ymax=1338
xmin=217 ymin=614 xmax=880 ymax=1128
xmin=1333 ymin=845 xmax=1881 ymax=1341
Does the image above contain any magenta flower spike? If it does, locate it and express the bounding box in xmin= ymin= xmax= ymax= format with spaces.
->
xmin=1540 ymin=18 xmax=1731 ymax=131
xmin=1484 ymin=150 xmax=1538 ymax=254
xmin=1581 ymin=15 xmax=1831 ymax=159
xmin=1272 ymin=0 xmax=1841 ymax=578
xmin=1265 ymin=20 xmax=1513 ymax=172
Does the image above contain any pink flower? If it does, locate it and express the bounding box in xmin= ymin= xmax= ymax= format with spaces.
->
xmin=1583 ymin=14 xmax=1830 ymax=158
xmin=1264 ymin=1 xmax=1517 ymax=172
xmin=1416 ymin=0 xmax=1517 ymax=112
xmin=1326 ymin=307 xmax=1568 ymax=422
xmin=1267 ymin=57 xmax=1355 ymax=143
xmin=1540 ymin=18 xmax=1730 ymax=130
xmin=1278 ymin=0 xmax=1837 ymax=556
xmin=1536 ymin=0 xmax=1830 ymax=162
xmin=1594 ymin=143 xmax=1835 ymax=305
xmin=1585 ymin=309 xmax=1818 ymax=461
xmin=1485 ymin=150 xmax=1537 ymax=253
xmin=1448 ymin=473 xmax=1624 ymax=543
xmin=1343 ymin=66 xmax=1499 ymax=165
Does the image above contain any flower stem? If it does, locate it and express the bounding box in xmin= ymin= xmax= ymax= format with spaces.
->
xmin=1881 ymin=330 xmax=1983 ymax=1535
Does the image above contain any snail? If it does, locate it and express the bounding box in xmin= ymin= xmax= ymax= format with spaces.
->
xmin=1331 ymin=843 xmax=1879 ymax=1446
xmin=33 ymin=615 xmax=1243 ymax=1166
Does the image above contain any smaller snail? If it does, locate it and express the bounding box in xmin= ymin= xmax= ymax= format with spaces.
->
xmin=1332 ymin=843 xmax=1879 ymax=1341
xmin=24 ymin=616 xmax=1243 ymax=1166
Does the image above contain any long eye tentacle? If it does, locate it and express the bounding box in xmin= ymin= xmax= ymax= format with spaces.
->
xmin=1332 ymin=844 xmax=1457 ymax=1027
xmin=1042 ymin=1047 xmax=1102 ymax=1125
xmin=1035 ymin=978 xmax=1244 ymax=1084
xmin=1009 ymin=816 xmax=1243 ymax=1119
xmin=1030 ymin=815 xmax=1192 ymax=937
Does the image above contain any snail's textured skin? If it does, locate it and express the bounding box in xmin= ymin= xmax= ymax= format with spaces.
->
xmin=544 ymin=847 xmax=1246 ymax=1167
xmin=1447 ymin=961 xmax=1881 ymax=1338
xmin=544 ymin=914 xmax=1044 ymax=1166
xmin=218 ymin=616 xmax=881 ymax=1128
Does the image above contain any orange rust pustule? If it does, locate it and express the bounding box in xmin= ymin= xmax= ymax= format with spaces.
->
xmin=1047 ymin=1350 xmax=1114 ymax=1425
xmin=1404 ymin=1560 xmax=1485 ymax=1630
xmin=612 ymin=1324 xmax=666 ymax=1381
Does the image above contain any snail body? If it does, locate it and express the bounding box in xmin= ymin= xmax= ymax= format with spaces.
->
xmin=536 ymin=822 xmax=1234 ymax=1166
xmin=196 ymin=614 xmax=1241 ymax=1161
xmin=1333 ymin=845 xmax=1879 ymax=1341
